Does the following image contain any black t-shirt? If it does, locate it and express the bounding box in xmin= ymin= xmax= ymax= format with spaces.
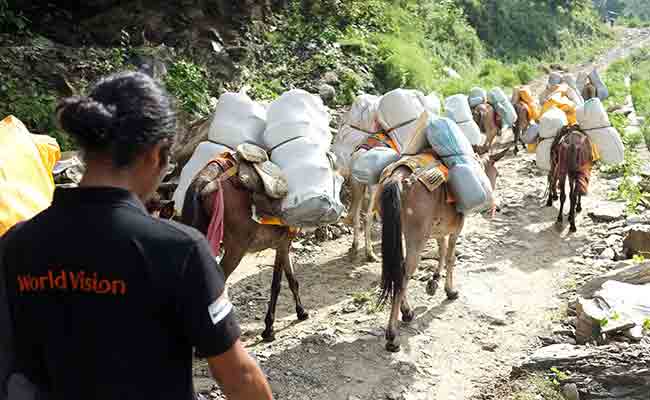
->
xmin=3 ymin=187 xmax=240 ymax=400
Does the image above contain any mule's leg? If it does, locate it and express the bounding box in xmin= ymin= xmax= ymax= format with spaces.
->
xmin=281 ymin=241 xmax=309 ymax=321
xmin=262 ymin=251 xmax=284 ymax=342
xmin=568 ymin=179 xmax=578 ymax=233
xmin=576 ymin=193 xmax=583 ymax=214
xmin=365 ymin=186 xmax=380 ymax=262
xmin=349 ymin=182 xmax=365 ymax=255
xmin=220 ymin=245 xmax=248 ymax=280
xmin=400 ymin=219 xmax=433 ymax=322
xmin=445 ymin=233 xmax=461 ymax=300
xmin=513 ymin=127 xmax=520 ymax=155
xmin=546 ymin=175 xmax=555 ymax=207
xmin=557 ymin=176 xmax=566 ymax=224
xmin=427 ymin=237 xmax=447 ymax=296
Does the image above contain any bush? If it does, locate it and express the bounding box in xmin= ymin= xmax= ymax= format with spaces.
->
xmin=0 ymin=79 xmax=75 ymax=151
xmin=0 ymin=0 xmax=29 ymax=34
xmin=164 ymin=60 xmax=212 ymax=116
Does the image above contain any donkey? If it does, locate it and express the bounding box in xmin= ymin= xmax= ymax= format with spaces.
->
xmin=182 ymin=160 xmax=308 ymax=341
xmin=472 ymin=103 xmax=501 ymax=153
xmin=377 ymin=148 xmax=509 ymax=352
xmin=511 ymin=101 xmax=531 ymax=155
xmin=547 ymin=126 xmax=594 ymax=233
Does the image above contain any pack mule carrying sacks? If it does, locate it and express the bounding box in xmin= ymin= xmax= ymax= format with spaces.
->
xmin=589 ymin=69 xmax=609 ymax=101
xmin=351 ymin=147 xmax=400 ymax=185
xmin=208 ymin=92 xmax=267 ymax=149
xmin=376 ymin=89 xmax=439 ymax=154
xmin=576 ymin=98 xmax=624 ymax=164
xmin=333 ymin=94 xmax=380 ymax=175
xmin=423 ymin=117 xmax=493 ymax=213
xmin=445 ymin=94 xmax=483 ymax=145
xmin=172 ymin=141 xmax=232 ymax=214
xmin=488 ymin=87 xmax=517 ymax=129
xmin=536 ymin=107 xmax=568 ymax=171
xmin=265 ymin=90 xmax=344 ymax=226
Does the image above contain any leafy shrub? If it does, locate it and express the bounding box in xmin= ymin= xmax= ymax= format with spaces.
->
xmin=0 ymin=79 xmax=75 ymax=151
xmin=0 ymin=0 xmax=29 ymax=34
xmin=164 ymin=60 xmax=212 ymax=116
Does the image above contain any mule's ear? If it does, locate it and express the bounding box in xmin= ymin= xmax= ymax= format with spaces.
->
xmin=490 ymin=147 xmax=509 ymax=163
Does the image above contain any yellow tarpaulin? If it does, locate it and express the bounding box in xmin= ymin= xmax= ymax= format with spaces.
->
xmin=0 ymin=116 xmax=61 ymax=235
xmin=542 ymin=92 xmax=577 ymax=125
xmin=518 ymin=86 xmax=541 ymax=121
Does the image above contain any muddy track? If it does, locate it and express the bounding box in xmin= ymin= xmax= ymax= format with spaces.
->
xmin=193 ymin=28 xmax=650 ymax=400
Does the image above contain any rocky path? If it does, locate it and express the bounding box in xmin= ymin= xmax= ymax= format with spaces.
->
xmin=193 ymin=28 xmax=650 ymax=400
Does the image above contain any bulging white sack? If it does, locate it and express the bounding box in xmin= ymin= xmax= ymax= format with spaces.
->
xmin=576 ymin=98 xmax=609 ymax=130
xmin=208 ymin=92 xmax=267 ymax=149
xmin=536 ymin=138 xmax=554 ymax=171
xmin=332 ymin=125 xmax=369 ymax=176
xmin=264 ymin=89 xmax=331 ymax=152
xmin=589 ymin=69 xmax=609 ymax=101
xmin=488 ymin=87 xmax=518 ymax=128
xmin=446 ymin=94 xmax=482 ymax=145
xmin=539 ymin=107 xmax=568 ymax=139
xmin=469 ymin=87 xmax=487 ymax=108
xmin=448 ymin=159 xmax=494 ymax=214
xmin=173 ymin=141 xmax=232 ymax=214
xmin=270 ymin=137 xmax=344 ymax=226
xmin=376 ymin=89 xmax=437 ymax=153
xmin=350 ymin=147 xmax=400 ymax=186
xmin=587 ymin=127 xmax=624 ymax=165
xmin=341 ymin=94 xmax=381 ymax=133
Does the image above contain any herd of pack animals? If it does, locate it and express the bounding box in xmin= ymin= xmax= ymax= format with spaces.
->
xmin=147 ymin=77 xmax=602 ymax=352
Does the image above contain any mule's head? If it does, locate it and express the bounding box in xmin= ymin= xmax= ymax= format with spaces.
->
xmin=481 ymin=147 xmax=509 ymax=190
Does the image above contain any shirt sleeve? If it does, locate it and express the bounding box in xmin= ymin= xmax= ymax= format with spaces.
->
xmin=177 ymin=238 xmax=241 ymax=358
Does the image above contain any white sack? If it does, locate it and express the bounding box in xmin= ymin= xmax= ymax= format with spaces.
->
xmin=208 ymin=92 xmax=267 ymax=149
xmin=340 ymin=94 xmax=380 ymax=133
xmin=332 ymin=125 xmax=369 ymax=176
xmin=351 ymin=147 xmax=400 ymax=186
xmin=576 ymin=98 xmax=610 ymax=130
xmin=445 ymin=94 xmax=474 ymax=123
xmin=377 ymin=88 xmax=437 ymax=153
xmin=264 ymin=89 xmax=331 ymax=151
xmin=536 ymin=138 xmax=555 ymax=171
xmin=173 ymin=141 xmax=232 ymax=214
xmin=539 ymin=107 xmax=568 ymax=139
xmin=587 ymin=127 xmax=624 ymax=165
xmin=589 ymin=69 xmax=609 ymax=101
xmin=448 ymin=160 xmax=494 ymax=214
xmin=457 ymin=120 xmax=483 ymax=146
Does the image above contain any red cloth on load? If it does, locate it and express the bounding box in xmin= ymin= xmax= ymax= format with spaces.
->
xmin=206 ymin=187 xmax=225 ymax=256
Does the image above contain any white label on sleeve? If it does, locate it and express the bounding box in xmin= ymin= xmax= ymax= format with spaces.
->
xmin=208 ymin=290 xmax=233 ymax=325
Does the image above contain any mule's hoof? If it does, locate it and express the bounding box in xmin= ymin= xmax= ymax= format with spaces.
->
xmin=296 ymin=308 xmax=310 ymax=321
xmin=367 ymin=253 xmax=380 ymax=263
xmin=569 ymin=226 xmax=577 ymax=233
xmin=385 ymin=341 xmax=401 ymax=353
xmin=402 ymin=309 xmax=415 ymax=323
xmin=445 ymin=288 xmax=459 ymax=300
xmin=426 ymin=279 xmax=439 ymax=296
xmin=576 ymin=207 xmax=583 ymax=214
xmin=261 ymin=330 xmax=275 ymax=342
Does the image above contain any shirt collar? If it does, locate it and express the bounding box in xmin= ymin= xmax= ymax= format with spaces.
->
xmin=52 ymin=186 xmax=147 ymax=213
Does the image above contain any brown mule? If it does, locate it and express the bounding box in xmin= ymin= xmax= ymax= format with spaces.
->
xmin=547 ymin=126 xmax=594 ymax=233
xmin=472 ymin=103 xmax=501 ymax=153
xmin=512 ymin=101 xmax=531 ymax=155
xmin=377 ymin=148 xmax=509 ymax=352
xmin=182 ymin=161 xmax=308 ymax=342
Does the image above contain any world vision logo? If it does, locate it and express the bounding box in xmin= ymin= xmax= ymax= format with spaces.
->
xmin=17 ymin=270 xmax=127 ymax=296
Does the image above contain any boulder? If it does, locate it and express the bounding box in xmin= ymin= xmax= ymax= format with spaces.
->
xmin=319 ymin=84 xmax=336 ymax=103
xmin=623 ymin=225 xmax=650 ymax=258
xmin=588 ymin=201 xmax=626 ymax=223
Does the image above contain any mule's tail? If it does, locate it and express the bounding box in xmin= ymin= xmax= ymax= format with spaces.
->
xmin=568 ymin=141 xmax=578 ymax=179
xmin=379 ymin=180 xmax=405 ymax=305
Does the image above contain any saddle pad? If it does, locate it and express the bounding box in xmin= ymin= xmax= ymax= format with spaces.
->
xmin=379 ymin=153 xmax=452 ymax=200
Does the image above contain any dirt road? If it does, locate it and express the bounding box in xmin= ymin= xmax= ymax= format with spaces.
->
xmin=193 ymin=28 xmax=650 ymax=400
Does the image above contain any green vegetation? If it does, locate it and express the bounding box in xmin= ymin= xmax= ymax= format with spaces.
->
xmin=245 ymin=0 xmax=612 ymax=103
xmin=511 ymin=375 xmax=564 ymax=400
xmin=164 ymin=60 xmax=212 ymax=117
xmin=601 ymin=50 xmax=650 ymax=213
xmin=0 ymin=0 xmax=30 ymax=34
xmin=643 ymin=317 xmax=650 ymax=332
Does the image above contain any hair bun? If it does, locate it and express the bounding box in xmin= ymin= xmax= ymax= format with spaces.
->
xmin=56 ymin=95 xmax=116 ymax=145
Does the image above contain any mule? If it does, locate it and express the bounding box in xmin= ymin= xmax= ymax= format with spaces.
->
xmin=377 ymin=148 xmax=509 ymax=352
xmin=182 ymin=160 xmax=308 ymax=341
xmin=472 ymin=103 xmax=501 ymax=153
xmin=343 ymin=179 xmax=380 ymax=261
xmin=547 ymin=126 xmax=593 ymax=233
xmin=512 ymin=101 xmax=531 ymax=155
